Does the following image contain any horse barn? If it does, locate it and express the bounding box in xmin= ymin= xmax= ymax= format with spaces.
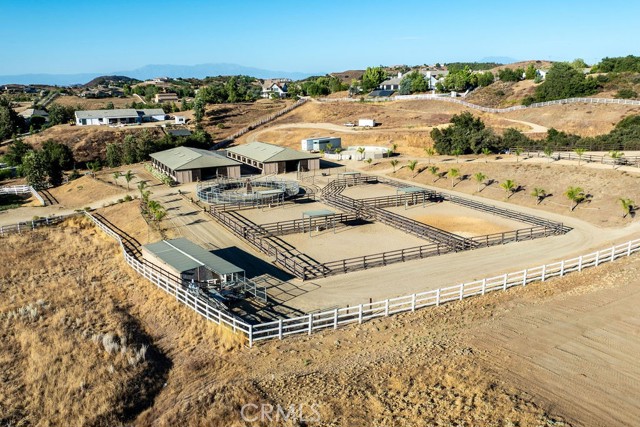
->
xmin=225 ymin=141 xmax=320 ymax=174
xmin=142 ymin=238 xmax=245 ymax=284
xmin=149 ymin=146 xmax=241 ymax=183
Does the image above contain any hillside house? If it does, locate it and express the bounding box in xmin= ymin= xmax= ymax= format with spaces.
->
xmin=75 ymin=108 xmax=166 ymax=126
xmin=261 ymin=80 xmax=289 ymax=98
xmin=19 ymin=108 xmax=49 ymax=124
xmin=379 ymin=73 xmax=403 ymax=91
xmin=154 ymin=92 xmax=179 ymax=103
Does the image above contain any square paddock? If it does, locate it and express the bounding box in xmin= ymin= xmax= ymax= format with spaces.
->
xmin=384 ymin=203 xmax=530 ymax=238
xmin=238 ymin=201 xmax=344 ymax=225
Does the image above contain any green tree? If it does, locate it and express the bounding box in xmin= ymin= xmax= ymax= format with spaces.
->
xmin=47 ymin=104 xmax=76 ymax=126
xmin=124 ymin=170 xmax=135 ymax=190
xmin=448 ymin=168 xmax=460 ymax=187
xmin=361 ymin=66 xmax=387 ymax=91
xmin=513 ymin=147 xmax=522 ymax=162
xmin=431 ymin=112 xmax=502 ymax=155
xmin=565 ymin=186 xmax=586 ymax=211
xmin=0 ymin=97 xmax=23 ymax=139
xmin=428 ymin=166 xmax=440 ymax=182
xmin=482 ymin=147 xmax=492 ymax=163
xmin=452 ymin=148 xmax=462 ymax=163
xmin=473 ymin=172 xmax=486 ymax=192
xmin=533 ymin=62 xmax=599 ymax=103
xmin=619 ymin=198 xmax=635 ymax=218
xmin=406 ymin=160 xmax=418 ymax=176
xmin=113 ymin=171 xmax=121 ymax=184
xmin=22 ymin=150 xmax=48 ymax=189
xmin=365 ymin=158 xmax=373 ymax=168
xmin=500 ymin=179 xmax=517 ymax=198
xmin=3 ymin=137 xmax=32 ymax=166
xmin=390 ymin=159 xmax=399 ymax=172
xmin=424 ymin=147 xmax=436 ymax=164
xmin=525 ymin=64 xmax=537 ymax=80
xmin=356 ymin=147 xmax=365 ymax=160
xmin=193 ymin=97 xmax=206 ymax=124
xmin=573 ymin=147 xmax=586 ymax=166
xmin=543 ymin=147 xmax=554 ymax=162
xmin=609 ymin=150 xmax=624 ymax=168
xmin=106 ymin=143 xmax=121 ymax=167
xmin=531 ymin=187 xmax=547 ymax=205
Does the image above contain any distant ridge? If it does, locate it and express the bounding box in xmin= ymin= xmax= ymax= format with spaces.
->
xmin=0 ymin=63 xmax=320 ymax=86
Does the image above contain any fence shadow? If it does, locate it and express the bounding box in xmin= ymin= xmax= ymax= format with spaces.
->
xmin=211 ymin=246 xmax=295 ymax=282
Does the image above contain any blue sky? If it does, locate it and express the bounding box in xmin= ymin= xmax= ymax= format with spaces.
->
xmin=1 ymin=0 xmax=639 ymax=75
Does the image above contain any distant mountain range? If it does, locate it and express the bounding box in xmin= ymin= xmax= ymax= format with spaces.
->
xmin=0 ymin=63 xmax=320 ymax=86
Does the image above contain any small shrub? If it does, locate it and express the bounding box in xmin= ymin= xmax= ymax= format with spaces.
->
xmin=615 ymin=88 xmax=638 ymax=99
xmin=123 ymin=194 xmax=133 ymax=202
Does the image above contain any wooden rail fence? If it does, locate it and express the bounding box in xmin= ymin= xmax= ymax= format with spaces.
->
xmin=3 ymin=211 xmax=640 ymax=347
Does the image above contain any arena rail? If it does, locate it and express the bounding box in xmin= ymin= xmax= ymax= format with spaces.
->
xmin=4 ymin=212 xmax=640 ymax=347
xmin=0 ymin=184 xmax=46 ymax=206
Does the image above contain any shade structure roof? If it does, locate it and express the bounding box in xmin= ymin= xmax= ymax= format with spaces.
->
xmin=226 ymin=141 xmax=320 ymax=163
xmin=149 ymin=146 xmax=241 ymax=171
xmin=142 ymin=238 xmax=244 ymax=275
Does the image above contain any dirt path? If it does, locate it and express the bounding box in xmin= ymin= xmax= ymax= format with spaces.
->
xmin=502 ymin=117 xmax=548 ymax=133
xmin=467 ymin=258 xmax=640 ymax=426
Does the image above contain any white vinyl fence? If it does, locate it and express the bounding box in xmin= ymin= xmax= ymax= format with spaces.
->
xmin=317 ymin=95 xmax=640 ymax=114
xmin=0 ymin=184 xmax=45 ymax=206
xmin=3 ymin=213 xmax=639 ymax=347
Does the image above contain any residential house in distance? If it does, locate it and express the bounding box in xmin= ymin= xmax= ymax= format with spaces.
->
xmin=75 ymin=108 xmax=166 ymax=126
xmin=379 ymin=73 xmax=403 ymax=91
xmin=19 ymin=108 xmax=49 ymax=124
xmin=154 ymin=92 xmax=179 ymax=103
xmin=261 ymin=79 xmax=290 ymax=98
xmin=423 ymin=70 xmax=448 ymax=89
xmin=80 ymin=86 xmax=124 ymax=98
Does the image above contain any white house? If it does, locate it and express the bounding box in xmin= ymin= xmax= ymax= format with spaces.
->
xmin=75 ymin=108 xmax=166 ymax=126
xmin=379 ymin=72 xmax=403 ymax=91
xmin=261 ymin=79 xmax=289 ymax=98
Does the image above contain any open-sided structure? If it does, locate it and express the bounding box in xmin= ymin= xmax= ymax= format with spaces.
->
xmin=150 ymin=146 xmax=242 ymax=183
xmin=226 ymin=141 xmax=320 ymax=174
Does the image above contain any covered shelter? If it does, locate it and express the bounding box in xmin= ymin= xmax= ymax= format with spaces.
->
xmin=396 ymin=186 xmax=433 ymax=208
xmin=141 ymin=238 xmax=245 ymax=285
xmin=226 ymin=141 xmax=320 ymax=174
xmin=302 ymin=209 xmax=338 ymax=236
xmin=150 ymin=146 xmax=241 ymax=183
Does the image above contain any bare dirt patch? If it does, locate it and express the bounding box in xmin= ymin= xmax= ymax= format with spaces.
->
xmin=52 ymin=95 xmax=136 ymax=110
xmin=48 ymin=175 xmax=125 ymax=208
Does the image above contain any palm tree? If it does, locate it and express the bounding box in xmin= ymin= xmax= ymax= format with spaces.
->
xmin=137 ymin=180 xmax=148 ymax=198
xmin=543 ymin=147 xmax=554 ymax=162
xmin=482 ymin=147 xmax=491 ymax=163
xmin=452 ymin=148 xmax=462 ymax=163
xmin=356 ymin=147 xmax=365 ymax=161
xmin=473 ymin=172 xmax=487 ymax=192
xmin=335 ymin=147 xmax=343 ymax=155
xmin=390 ymin=142 xmax=398 ymax=154
xmin=326 ymin=143 xmax=333 ymax=153
xmin=574 ymin=147 xmax=586 ymax=166
xmin=407 ymin=160 xmax=418 ymax=177
xmin=424 ymin=147 xmax=436 ymax=164
xmin=609 ymin=150 xmax=624 ymax=169
xmin=124 ymin=170 xmax=135 ymax=190
xmin=531 ymin=187 xmax=547 ymax=205
xmin=365 ymin=158 xmax=373 ymax=168
xmin=620 ymin=198 xmax=635 ymax=218
xmin=500 ymin=179 xmax=517 ymax=199
xmin=565 ymin=186 xmax=586 ymax=211
xmin=390 ymin=159 xmax=399 ymax=173
xmin=448 ymin=168 xmax=460 ymax=187
xmin=112 ymin=171 xmax=121 ymax=184
xmin=428 ymin=166 xmax=440 ymax=182
xmin=514 ymin=147 xmax=522 ymax=163
xmin=88 ymin=161 xmax=101 ymax=178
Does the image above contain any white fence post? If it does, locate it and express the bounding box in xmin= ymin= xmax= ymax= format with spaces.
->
xmin=578 ymin=255 xmax=583 ymax=272
xmin=560 ymin=260 xmax=565 ymax=276
xmin=248 ymin=325 xmax=253 ymax=348
xmin=522 ymin=269 xmax=528 ymax=286
xmin=610 ymin=246 xmax=616 ymax=261
xmin=308 ymin=313 xmax=313 ymax=335
xmin=358 ymin=304 xmax=363 ymax=324
xmin=411 ymin=294 xmax=416 ymax=311
xmin=384 ymin=299 xmax=389 ymax=316
xmin=595 ymin=251 xmax=600 ymax=266
xmin=502 ymin=274 xmax=508 ymax=290
xmin=628 ymin=241 xmax=633 ymax=256
xmin=333 ymin=309 xmax=338 ymax=329
xmin=459 ymin=284 xmax=464 ymax=300
xmin=435 ymin=289 xmax=441 ymax=306
xmin=541 ymin=264 xmax=547 ymax=281
xmin=278 ymin=319 xmax=283 ymax=339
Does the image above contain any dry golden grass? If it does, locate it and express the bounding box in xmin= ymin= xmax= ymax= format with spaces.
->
xmin=48 ymin=175 xmax=125 ymax=208
xmin=52 ymin=95 xmax=135 ymax=110
xmin=0 ymin=214 xmax=566 ymax=426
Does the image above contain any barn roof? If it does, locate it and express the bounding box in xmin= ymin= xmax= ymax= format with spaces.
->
xmin=150 ymin=146 xmax=240 ymax=171
xmin=226 ymin=141 xmax=320 ymax=163
xmin=142 ymin=238 xmax=244 ymax=275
